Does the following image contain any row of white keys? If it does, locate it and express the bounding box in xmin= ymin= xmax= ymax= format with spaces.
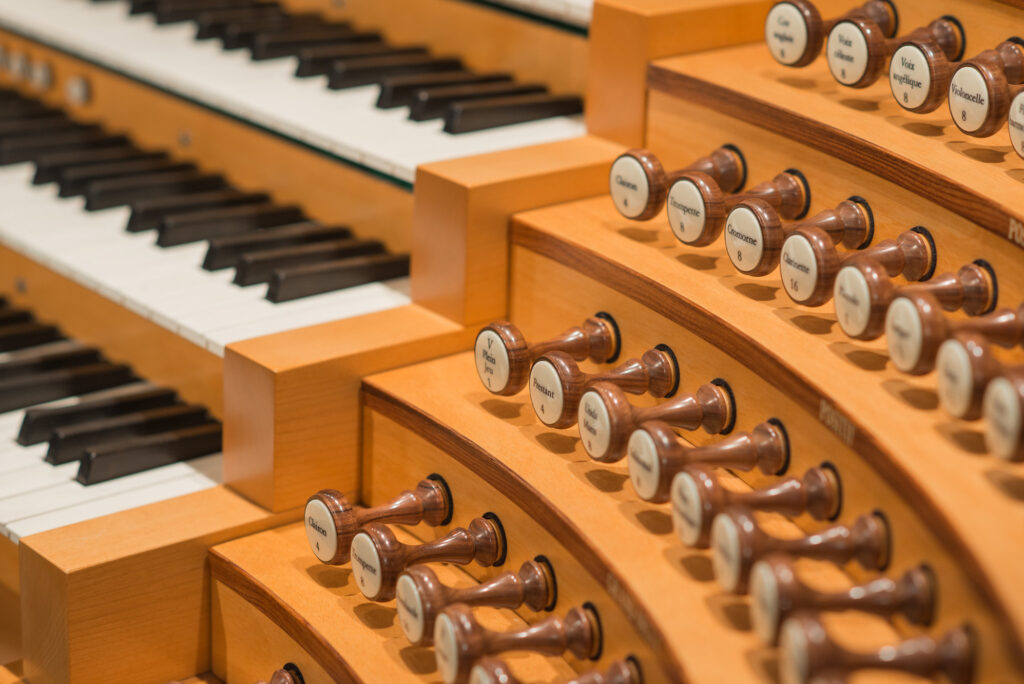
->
xmin=0 ymin=164 xmax=412 ymax=355
xmin=0 ymin=0 xmax=586 ymax=184
xmin=489 ymin=0 xmax=592 ymax=28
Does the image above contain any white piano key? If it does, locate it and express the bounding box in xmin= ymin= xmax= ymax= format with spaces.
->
xmin=0 ymin=461 xmax=78 ymax=499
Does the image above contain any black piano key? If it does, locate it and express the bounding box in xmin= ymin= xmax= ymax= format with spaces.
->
xmin=443 ymin=93 xmax=584 ymax=134
xmin=0 ymin=115 xmax=75 ymax=138
xmin=0 ymin=131 xmax=128 ymax=166
xmin=0 ymin=322 xmax=62 ymax=352
xmin=0 ymin=100 xmax=57 ymax=120
xmin=58 ymin=159 xmax=195 ymax=198
xmin=196 ymin=6 xmax=284 ymax=39
xmin=155 ymin=0 xmax=272 ymax=24
xmin=296 ymin=43 xmax=428 ymax=78
xmin=0 ymin=362 xmax=135 ymax=414
xmin=34 ymin=147 xmax=161 ymax=185
xmin=250 ymin=27 xmax=380 ymax=61
xmin=221 ymin=13 xmax=325 ymax=50
xmin=377 ymin=71 xmax=513 ymax=109
xmin=266 ymin=253 xmax=410 ymax=302
xmin=202 ymin=222 xmax=351 ymax=270
xmin=19 ymin=384 xmax=179 ymax=446
xmin=47 ymin=404 xmax=212 ymax=465
xmin=127 ymin=189 xmax=269 ymax=232
xmin=410 ymin=82 xmax=547 ymax=121
xmin=86 ymin=171 xmax=226 ymax=211
xmin=0 ymin=308 xmax=33 ymax=327
xmin=0 ymin=345 xmax=102 ymax=381
xmin=0 ymin=295 xmax=8 ymax=308
xmin=77 ymin=422 xmax=222 ymax=485
xmin=129 ymin=0 xmax=160 ymax=13
xmin=327 ymin=54 xmax=464 ymax=90
xmin=234 ymin=238 xmax=385 ymax=285
xmin=157 ymin=203 xmax=305 ymax=246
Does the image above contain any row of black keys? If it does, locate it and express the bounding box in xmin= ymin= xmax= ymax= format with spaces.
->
xmin=0 ymin=89 xmax=409 ymax=303
xmin=0 ymin=300 xmax=220 ymax=485
xmin=89 ymin=0 xmax=583 ymax=133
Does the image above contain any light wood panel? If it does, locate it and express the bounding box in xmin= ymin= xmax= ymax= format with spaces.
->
xmin=0 ymin=662 xmax=22 ymax=684
xmin=503 ymin=197 xmax=1024 ymax=679
xmin=282 ymin=0 xmax=588 ymax=97
xmin=0 ymin=541 xmax=18 ymax=666
xmin=18 ymin=487 xmax=298 ymax=684
xmin=411 ymin=135 xmax=622 ymax=325
xmin=209 ymin=523 xmax=576 ymax=683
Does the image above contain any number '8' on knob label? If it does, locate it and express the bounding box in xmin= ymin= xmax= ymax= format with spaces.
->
xmin=350 ymin=533 xmax=384 ymax=599
xmin=609 ymin=155 xmax=651 ymax=219
xmin=395 ymin=574 xmax=427 ymax=643
xmin=885 ymin=297 xmax=924 ymax=372
xmin=724 ymin=206 xmax=765 ymax=272
xmin=578 ymin=390 xmax=612 ymax=460
xmin=667 ymin=178 xmax=708 ymax=244
xmin=765 ymin=3 xmax=810 ymax=65
xmin=984 ymin=377 xmax=1022 ymax=460
xmin=889 ymin=44 xmax=931 ymax=110
xmin=780 ymin=234 xmax=818 ymax=302
xmin=833 ymin=266 xmax=872 ymax=337
xmin=529 ymin=359 xmax=565 ymax=426
xmin=826 ymin=21 xmax=870 ymax=85
xmin=475 ymin=329 xmax=510 ymax=393
xmin=949 ymin=66 xmax=990 ymax=133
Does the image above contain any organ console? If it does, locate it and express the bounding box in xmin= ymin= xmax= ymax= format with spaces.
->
xmin=710 ymin=509 xmax=890 ymax=593
xmin=469 ymin=657 xmax=642 ymax=684
xmin=528 ymin=346 xmax=679 ymax=429
xmin=764 ymin=0 xmax=898 ymax=68
xmin=948 ymin=37 xmax=1024 ymax=137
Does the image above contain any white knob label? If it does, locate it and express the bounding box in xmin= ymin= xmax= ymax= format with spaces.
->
xmin=724 ymin=206 xmax=765 ymax=273
xmin=65 ymin=75 xmax=91 ymax=107
xmin=765 ymin=3 xmax=810 ymax=65
xmin=984 ymin=377 xmax=1021 ymax=460
xmin=779 ymin=619 xmax=811 ymax=684
xmin=529 ymin=359 xmax=565 ymax=426
xmin=349 ymin=533 xmax=383 ymax=599
xmin=609 ymin=155 xmax=650 ymax=219
xmin=7 ymin=52 xmax=27 ymax=80
xmin=780 ymin=234 xmax=818 ymax=302
xmin=1009 ymin=91 xmax=1024 ymax=158
xmin=833 ymin=266 xmax=872 ymax=337
xmin=395 ymin=574 xmax=426 ymax=643
xmin=885 ymin=297 xmax=924 ymax=372
xmin=710 ymin=514 xmax=743 ymax=592
xmin=936 ymin=339 xmax=973 ymax=418
xmin=889 ymin=44 xmax=931 ymax=110
xmin=578 ymin=390 xmax=613 ymax=460
xmin=826 ymin=21 xmax=870 ymax=85
xmin=671 ymin=471 xmax=704 ymax=547
xmin=475 ymin=329 xmax=511 ymax=393
xmin=627 ymin=428 xmax=661 ymax=500
xmin=468 ymin=667 xmax=495 ymax=684
xmin=750 ymin=561 xmax=781 ymax=644
xmin=304 ymin=498 xmax=338 ymax=563
xmin=666 ymin=178 xmax=708 ymax=244
xmin=29 ymin=61 xmax=51 ymax=91
xmin=949 ymin=66 xmax=990 ymax=133
xmin=434 ymin=613 xmax=460 ymax=684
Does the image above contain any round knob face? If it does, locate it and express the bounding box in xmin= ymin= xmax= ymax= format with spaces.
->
xmin=749 ymin=561 xmax=781 ymax=645
xmin=304 ymin=498 xmax=339 ymax=564
xmin=395 ymin=574 xmax=427 ymax=644
xmin=710 ymin=513 xmax=743 ymax=593
xmin=666 ymin=177 xmax=709 ymax=244
xmin=1010 ymin=91 xmax=1024 ymax=158
xmin=468 ymin=667 xmax=495 ymax=684
xmin=984 ymin=377 xmax=1022 ymax=460
xmin=475 ymin=329 xmax=512 ymax=394
xmin=724 ymin=206 xmax=766 ymax=273
xmin=889 ymin=44 xmax=932 ymax=110
xmin=778 ymin=618 xmax=812 ymax=684
xmin=885 ymin=296 xmax=925 ymax=372
xmin=948 ymin=66 xmax=991 ymax=133
xmin=29 ymin=61 xmax=52 ymax=91
xmin=826 ymin=21 xmax=870 ymax=86
xmin=578 ymin=389 xmax=613 ymax=460
xmin=833 ymin=265 xmax=873 ymax=337
xmin=434 ymin=613 xmax=460 ymax=684
xmin=670 ymin=471 xmax=704 ymax=547
xmin=626 ymin=428 xmax=662 ymax=501
xmin=7 ymin=52 xmax=28 ymax=80
xmin=609 ymin=154 xmax=652 ymax=220
xmin=765 ymin=3 xmax=811 ymax=66
xmin=529 ymin=359 xmax=565 ymax=427
xmin=936 ymin=339 xmax=973 ymax=418
xmin=349 ymin=532 xmax=384 ymax=599
xmin=65 ymin=75 xmax=92 ymax=107
xmin=779 ymin=233 xmax=819 ymax=303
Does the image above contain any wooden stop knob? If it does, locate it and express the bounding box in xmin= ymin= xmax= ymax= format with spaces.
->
xmin=577 ymin=379 xmax=734 ymax=463
xmin=749 ymin=555 xmax=936 ymax=644
xmin=671 ymin=465 xmax=840 ymax=548
xmin=984 ymin=365 xmax=1024 ymax=462
xmin=255 ymin=665 xmax=304 ymax=684
xmin=627 ymin=419 xmax=789 ymax=503
xmin=778 ymin=613 xmax=974 ymax=684
xmin=434 ymin=604 xmax=602 ymax=684
xmin=304 ymin=477 xmax=452 ymax=565
xmin=935 ymin=333 xmax=1007 ymax=420
xmin=474 ymin=315 xmax=620 ymax=396
xmin=469 ymin=657 xmax=642 ymax=684
xmin=396 ymin=559 xmax=555 ymax=646
xmin=529 ymin=346 xmax=679 ymax=429
xmin=710 ymin=509 xmax=890 ymax=593
xmin=349 ymin=516 xmax=506 ymax=601
xmin=765 ymin=0 xmax=897 ymax=68
xmin=949 ymin=38 xmax=1024 ymax=137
